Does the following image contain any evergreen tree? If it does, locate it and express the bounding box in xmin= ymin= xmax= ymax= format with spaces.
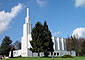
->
xmin=30 ymin=22 xmax=43 ymax=56
xmin=43 ymin=21 xmax=54 ymax=57
xmin=30 ymin=21 xmax=54 ymax=57
xmin=0 ymin=46 xmax=2 ymax=55
xmin=0 ymin=36 xmax=12 ymax=56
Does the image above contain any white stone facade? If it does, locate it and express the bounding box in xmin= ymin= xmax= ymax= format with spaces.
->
xmin=9 ymin=8 xmax=33 ymax=57
xmin=48 ymin=51 xmax=76 ymax=57
xmin=20 ymin=8 xmax=32 ymax=57
xmin=52 ymin=37 xmax=66 ymax=51
xmin=51 ymin=37 xmax=76 ymax=57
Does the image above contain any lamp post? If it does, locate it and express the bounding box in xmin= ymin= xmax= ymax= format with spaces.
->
xmin=52 ymin=52 xmax=54 ymax=60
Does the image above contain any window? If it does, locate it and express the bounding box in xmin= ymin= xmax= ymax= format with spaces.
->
xmin=47 ymin=53 xmax=49 ymax=55
xmin=54 ymin=53 xmax=56 ymax=55
xmin=57 ymin=53 xmax=59 ymax=55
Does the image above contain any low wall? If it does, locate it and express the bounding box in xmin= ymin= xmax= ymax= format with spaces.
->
xmin=48 ymin=50 xmax=76 ymax=57
xmin=9 ymin=50 xmax=76 ymax=57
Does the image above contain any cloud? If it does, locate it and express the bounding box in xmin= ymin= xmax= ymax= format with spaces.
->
xmin=72 ymin=28 xmax=85 ymax=38
xmin=75 ymin=0 xmax=85 ymax=7
xmin=36 ymin=0 xmax=47 ymax=7
xmin=53 ymin=31 xmax=62 ymax=36
xmin=0 ymin=3 xmax=23 ymax=34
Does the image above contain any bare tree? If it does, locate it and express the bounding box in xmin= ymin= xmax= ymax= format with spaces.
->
xmin=13 ymin=40 xmax=21 ymax=50
xmin=66 ymin=36 xmax=85 ymax=56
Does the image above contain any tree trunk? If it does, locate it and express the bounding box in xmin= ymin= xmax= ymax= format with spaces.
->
xmin=44 ymin=52 xmax=48 ymax=57
xmin=78 ymin=53 xmax=80 ymax=57
xmin=11 ymin=50 xmax=13 ymax=58
xmin=38 ymin=52 xmax=40 ymax=57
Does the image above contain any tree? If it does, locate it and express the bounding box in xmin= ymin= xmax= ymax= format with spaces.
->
xmin=66 ymin=36 xmax=77 ymax=51
xmin=30 ymin=21 xmax=54 ymax=57
xmin=0 ymin=36 xmax=12 ymax=56
xmin=13 ymin=40 xmax=21 ymax=50
xmin=66 ymin=36 xmax=85 ymax=56
xmin=66 ymin=37 xmax=73 ymax=51
xmin=0 ymin=46 xmax=2 ymax=55
xmin=81 ymin=40 xmax=85 ymax=56
xmin=77 ymin=38 xmax=84 ymax=56
xmin=10 ymin=46 xmax=15 ymax=58
xmin=18 ymin=43 xmax=21 ymax=49
xmin=30 ymin=22 xmax=43 ymax=56
xmin=43 ymin=21 xmax=54 ymax=57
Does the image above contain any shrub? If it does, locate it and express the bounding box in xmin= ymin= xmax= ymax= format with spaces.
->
xmin=61 ymin=55 xmax=73 ymax=58
xmin=18 ymin=55 xmax=22 ymax=57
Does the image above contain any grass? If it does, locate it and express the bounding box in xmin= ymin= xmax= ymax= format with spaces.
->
xmin=3 ymin=56 xmax=85 ymax=60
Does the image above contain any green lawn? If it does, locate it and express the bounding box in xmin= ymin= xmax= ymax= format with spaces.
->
xmin=3 ymin=56 xmax=85 ymax=60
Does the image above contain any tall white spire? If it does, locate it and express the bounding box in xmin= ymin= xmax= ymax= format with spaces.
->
xmin=27 ymin=8 xmax=29 ymax=18
xmin=25 ymin=0 xmax=30 ymax=23
xmin=25 ymin=8 xmax=30 ymax=23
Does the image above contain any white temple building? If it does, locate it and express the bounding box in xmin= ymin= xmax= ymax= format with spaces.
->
xmin=9 ymin=7 xmax=76 ymax=57
xmin=52 ymin=37 xmax=66 ymax=51
xmin=48 ymin=37 xmax=76 ymax=57
xmin=21 ymin=8 xmax=32 ymax=57
xmin=9 ymin=8 xmax=33 ymax=57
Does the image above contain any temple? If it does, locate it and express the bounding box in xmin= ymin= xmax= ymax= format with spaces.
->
xmin=9 ymin=7 xmax=76 ymax=57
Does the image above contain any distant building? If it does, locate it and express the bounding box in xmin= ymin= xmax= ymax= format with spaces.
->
xmin=9 ymin=7 xmax=76 ymax=57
